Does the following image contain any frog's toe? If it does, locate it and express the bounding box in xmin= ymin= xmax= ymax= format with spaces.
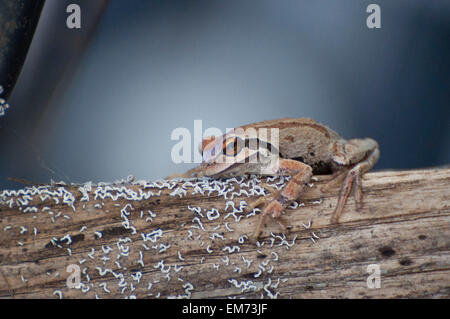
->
xmin=253 ymin=199 xmax=286 ymax=240
xmin=246 ymin=183 xmax=280 ymax=212
xmin=264 ymin=200 xmax=284 ymax=218
xmin=246 ymin=196 xmax=270 ymax=212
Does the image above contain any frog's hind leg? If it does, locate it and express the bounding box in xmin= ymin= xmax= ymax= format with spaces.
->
xmin=330 ymin=139 xmax=380 ymax=223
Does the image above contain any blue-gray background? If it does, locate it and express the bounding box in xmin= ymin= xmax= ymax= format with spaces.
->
xmin=1 ymin=0 xmax=449 ymax=188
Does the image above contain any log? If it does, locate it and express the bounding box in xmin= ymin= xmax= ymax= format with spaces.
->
xmin=0 ymin=168 xmax=449 ymax=299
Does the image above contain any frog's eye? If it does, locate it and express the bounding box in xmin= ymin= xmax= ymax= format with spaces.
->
xmin=223 ymin=137 xmax=244 ymax=157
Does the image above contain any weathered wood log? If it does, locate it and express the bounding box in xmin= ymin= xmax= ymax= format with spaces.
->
xmin=0 ymin=168 xmax=449 ymax=299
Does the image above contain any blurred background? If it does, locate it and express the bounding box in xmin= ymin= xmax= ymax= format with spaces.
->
xmin=0 ymin=0 xmax=449 ymax=189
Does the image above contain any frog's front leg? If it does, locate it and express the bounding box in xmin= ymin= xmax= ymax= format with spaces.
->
xmin=253 ymin=159 xmax=313 ymax=240
xmin=329 ymin=138 xmax=380 ymax=223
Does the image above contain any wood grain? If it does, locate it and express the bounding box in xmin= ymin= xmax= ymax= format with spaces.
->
xmin=0 ymin=168 xmax=449 ymax=298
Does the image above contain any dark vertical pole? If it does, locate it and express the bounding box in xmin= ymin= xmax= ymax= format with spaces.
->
xmin=0 ymin=0 xmax=46 ymax=100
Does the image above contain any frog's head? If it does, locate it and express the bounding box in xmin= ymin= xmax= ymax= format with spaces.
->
xmin=194 ymin=128 xmax=279 ymax=177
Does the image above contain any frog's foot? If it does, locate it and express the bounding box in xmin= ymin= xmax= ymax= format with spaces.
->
xmin=246 ymin=189 xmax=274 ymax=241
xmin=252 ymin=199 xmax=291 ymax=241
xmin=245 ymin=183 xmax=279 ymax=212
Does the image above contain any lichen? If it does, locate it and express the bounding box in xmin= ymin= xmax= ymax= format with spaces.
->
xmin=0 ymin=175 xmax=323 ymax=299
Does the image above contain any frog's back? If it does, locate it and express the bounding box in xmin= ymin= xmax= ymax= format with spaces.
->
xmin=239 ymin=118 xmax=342 ymax=174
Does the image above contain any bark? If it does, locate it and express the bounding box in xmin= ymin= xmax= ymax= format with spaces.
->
xmin=0 ymin=168 xmax=449 ymax=298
